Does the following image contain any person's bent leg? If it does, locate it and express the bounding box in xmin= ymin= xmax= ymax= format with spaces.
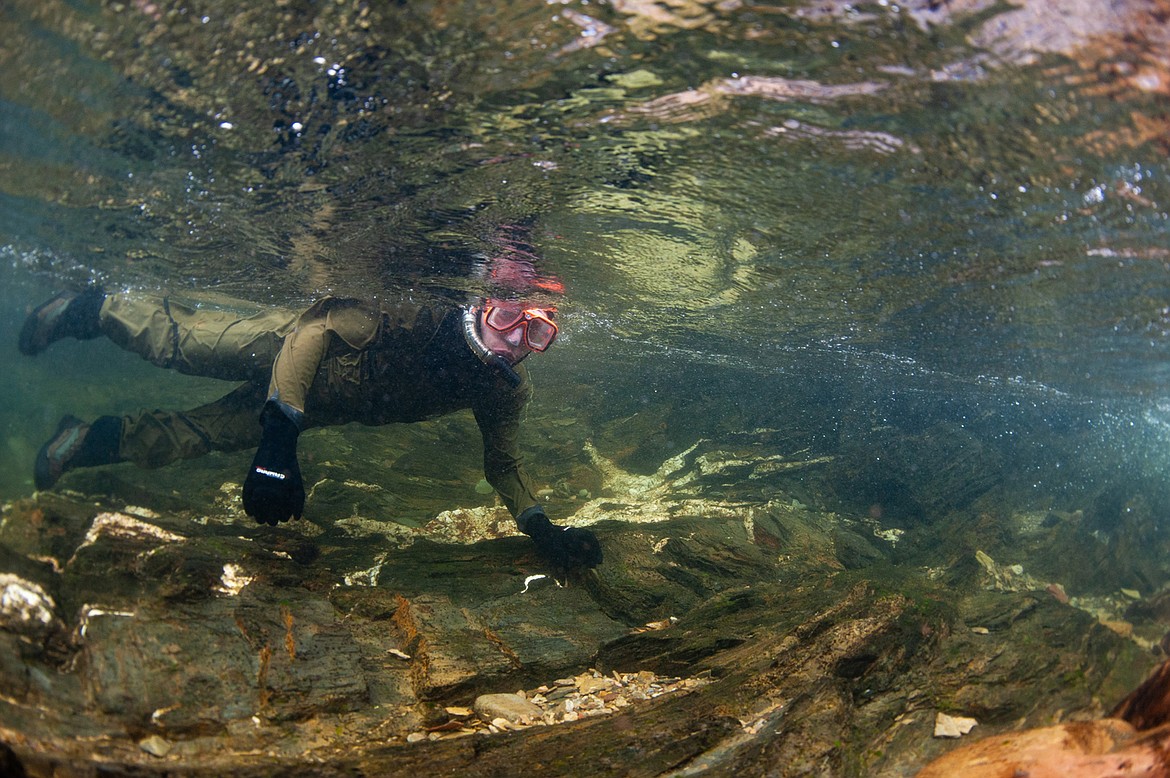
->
xmin=118 ymin=381 xmax=268 ymax=467
xmin=35 ymin=382 xmax=267 ymax=489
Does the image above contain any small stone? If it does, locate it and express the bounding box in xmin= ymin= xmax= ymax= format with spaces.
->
xmin=139 ymin=735 xmax=172 ymax=757
xmin=970 ymin=626 xmax=990 ymax=635
xmin=934 ymin=712 xmax=978 ymax=738
xmin=577 ymin=695 xmax=603 ymax=711
xmin=474 ymin=693 xmax=543 ymax=725
xmin=406 ymin=732 xmax=426 ymax=743
xmin=1100 ymin=619 xmax=1134 ymax=638
xmin=1121 ymin=588 xmax=1142 ymax=600
xmin=545 ymin=685 xmax=574 ymax=701
xmin=576 ymin=674 xmax=610 ymax=694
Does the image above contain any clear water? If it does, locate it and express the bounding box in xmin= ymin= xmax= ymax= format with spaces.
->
xmin=2 ymin=0 xmax=1168 ymax=535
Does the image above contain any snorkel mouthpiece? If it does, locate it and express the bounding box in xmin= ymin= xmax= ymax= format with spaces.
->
xmin=463 ymin=307 xmax=522 ymax=387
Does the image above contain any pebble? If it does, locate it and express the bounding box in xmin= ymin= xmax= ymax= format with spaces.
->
xmin=491 ymin=716 xmax=521 ymax=731
xmin=139 ymin=735 xmax=172 ymax=757
xmin=473 ymin=693 xmax=543 ymax=725
xmin=575 ymin=674 xmax=611 ymax=694
xmin=545 ymin=685 xmax=574 ymax=701
xmin=933 ymin=712 xmax=978 ymax=738
xmin=403 ymin=669 xmax=711 ymax=745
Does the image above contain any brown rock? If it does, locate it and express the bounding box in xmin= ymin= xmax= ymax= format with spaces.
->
xmin=575 ymin=673 xmax=610 ymax=694
xmin=922 ymin=658 xmax=1170 ymax=777
xmin=1112 ymin=659 xmax=1170 ymax=731
xmin=473 ymin=693 xmax=543 ymax=725
xmin=917 ymin=719 xmax=1163 ymax=778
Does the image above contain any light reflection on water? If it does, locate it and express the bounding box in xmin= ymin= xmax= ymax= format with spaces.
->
xmin=0 ymin=0 xmax=1168 ymax=519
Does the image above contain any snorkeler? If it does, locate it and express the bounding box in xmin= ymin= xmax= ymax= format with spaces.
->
xmin=17 ymin=286 xmax=602 ymax=577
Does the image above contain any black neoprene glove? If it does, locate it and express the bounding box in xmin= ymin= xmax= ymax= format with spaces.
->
xmin=517 ymin=505 xmax=603 ymax=576
xmin=243 ymin=401 xmax=305 ymax=526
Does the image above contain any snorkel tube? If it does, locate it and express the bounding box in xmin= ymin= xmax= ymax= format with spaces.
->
xmin=462 ymin=306 xmax=523 ymax=388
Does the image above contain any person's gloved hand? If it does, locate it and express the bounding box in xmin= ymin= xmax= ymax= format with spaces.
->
xmin=243 ymin=401 xmax=305 ymax=526
xmin=518 ymin=506 xmax=602 ymax=576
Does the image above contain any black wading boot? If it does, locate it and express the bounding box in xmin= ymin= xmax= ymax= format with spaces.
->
xmin=34 ymin=415 xmax=123 ymax=490
xmin=18 ymin=287 xmax=106 ymax=356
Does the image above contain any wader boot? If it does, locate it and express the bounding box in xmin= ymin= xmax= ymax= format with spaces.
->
xmin=34 ymin=415 xmax=123 ymax=490
xmin=18 ymin=287 xmax=106 ymax=356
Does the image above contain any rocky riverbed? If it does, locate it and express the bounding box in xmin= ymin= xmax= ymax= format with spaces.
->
xmin=0 ymin=426 xmax=1165 ymax=776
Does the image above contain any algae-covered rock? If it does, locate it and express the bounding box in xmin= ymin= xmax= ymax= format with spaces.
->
xmin=0 ymin=433 xmax=1160 ymax=777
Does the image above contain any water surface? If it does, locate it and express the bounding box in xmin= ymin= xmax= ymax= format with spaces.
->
xmin=2 ymin=0 xmax=1168 ymax=545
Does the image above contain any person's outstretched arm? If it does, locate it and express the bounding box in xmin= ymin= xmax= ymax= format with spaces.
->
xmin=473 ymin=381 xmax=602 ymax=576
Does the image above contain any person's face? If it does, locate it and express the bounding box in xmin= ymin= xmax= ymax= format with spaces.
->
xmin=478 ymin=306 xmax=558 ymax=364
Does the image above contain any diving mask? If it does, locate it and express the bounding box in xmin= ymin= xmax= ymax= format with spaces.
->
xmin=483 ymin=306 xmax=558 ymax=352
